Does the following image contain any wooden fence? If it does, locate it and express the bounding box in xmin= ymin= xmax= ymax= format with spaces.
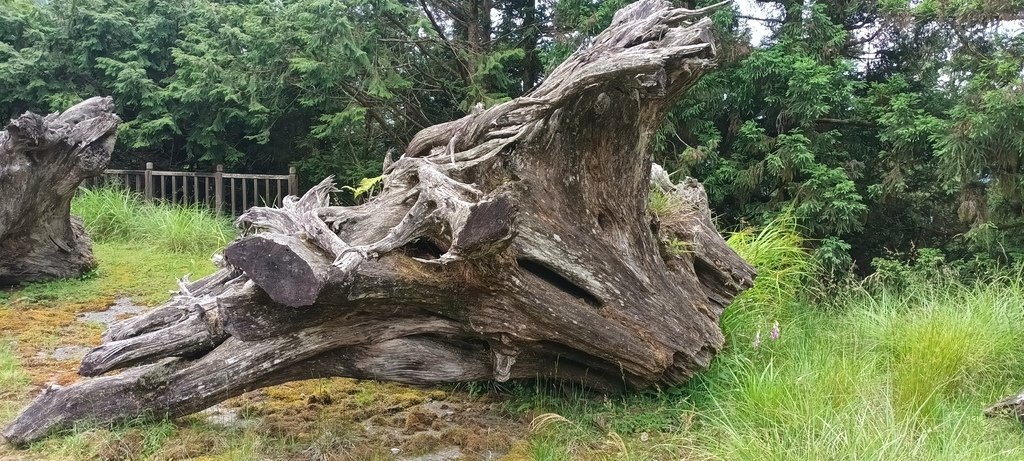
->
xmin=85 ymin=163 xmax=298 ymax=216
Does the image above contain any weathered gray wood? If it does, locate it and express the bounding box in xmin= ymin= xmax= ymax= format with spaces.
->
xmin=0 ymin=97 xmax=121 ymax=286
xmin=79 ymin=305 xmax=222 ymax=377
xmin=223 ymin=234 xmax=334 ymax=307
xmin=3 ymin=0 xmax=755 ymax=446
xmin=985 ymin=389 xmax=1024 ymax=423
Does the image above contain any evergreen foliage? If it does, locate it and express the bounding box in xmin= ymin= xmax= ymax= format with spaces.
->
xmin=2 ymin=0 xmax=1022 ymax=271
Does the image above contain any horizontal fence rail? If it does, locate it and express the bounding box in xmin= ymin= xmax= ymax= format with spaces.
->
xmin=85 ymin=163 xmax=298 ymax=216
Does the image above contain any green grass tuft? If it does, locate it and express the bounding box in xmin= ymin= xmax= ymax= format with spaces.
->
xmin=139 ymin=204 xmax=234 ymax=254
xmin=722 ymin=214 xmax=813 ymax=343
xmin=72 ymin=186 xmax=233 ymax=255
xmin=647 ymin=187 xmax=679 ymax=220
xmin=0 ymin=342 xmax=30 ymax=421
xmin=0 ymin=342 xmax=29 ymax=397
xmin=27 ymin=417 xmax=181 ymax=460
xmin=685 ymin=277 xmax=1024 ymax=461
xmin=71 ymin=186 xmax=145 ymax=242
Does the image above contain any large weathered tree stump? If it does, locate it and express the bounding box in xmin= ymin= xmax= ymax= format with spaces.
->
xmin=3 ymin=0 xmax=754 ymax=446
xmin=0 ymin=97 xmax=121 ymax=286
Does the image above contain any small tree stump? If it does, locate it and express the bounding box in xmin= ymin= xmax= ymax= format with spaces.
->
xmin=0 ymin=97 xmax=121 ymax=286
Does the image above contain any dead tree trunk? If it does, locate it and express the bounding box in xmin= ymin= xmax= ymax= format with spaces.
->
xmin=3 ymin=0 xmax=754 ymax=446
xmin=0 ymin=97 xmax=121 ymax=286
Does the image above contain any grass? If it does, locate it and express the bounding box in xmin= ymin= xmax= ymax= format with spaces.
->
xmin=720 ymin=214 xmax=812 ymax=343
xmin=72 ymin=186 xmax=233 ymax=254
xmin=1 ymin=243 xmax=224 ymax=307
xmin=0 ymin=343 xmax=29 ymax=396
xmin=683 ymin=278 xmax=1024 ymax=461
xmin=512 ymin=218 xmax=1024 ymax=460
xmin=25 ymin=418 xmax=181 ymax=461
xmin=5 ymin=187 xmax=1024 ymax=459
xmin=0 ymin=343 xmax=30 ymax=423
xmin=0 ymin=187 xmax=237 ymax=459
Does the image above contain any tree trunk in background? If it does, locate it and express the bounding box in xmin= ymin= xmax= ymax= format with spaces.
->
xmin=3 ymin=0 xmax=754 ymax=446
xmin=0 ymin=97 xmax=120 ymax=287
xmin=521 ymin=0 xmax=542 ymax=90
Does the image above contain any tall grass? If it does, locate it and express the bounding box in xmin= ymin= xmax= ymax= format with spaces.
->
xmin=685 ymin=277 xmax=1024 ymax=460
xmin=684 ymin=220 xmax=1024 ymax=460
xmin=721 ymin=214 xmax=812 ymax=343
xmin=515 ymin=217 xmax=1024 ymax=460
xmin=72 ymin=186 xmax=234 ymax=255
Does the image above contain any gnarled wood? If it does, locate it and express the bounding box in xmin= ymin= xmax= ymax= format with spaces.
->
xmin=986 ymin=390 xmax=1024 ymax=422
xmin=0 ymin=97 xmax=121 ymax=286
xmin=3 ymin=0 xmax=755 ymax=446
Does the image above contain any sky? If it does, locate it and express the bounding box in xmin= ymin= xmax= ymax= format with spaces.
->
xmin=735 ymin=0 xmax=779 ymax=46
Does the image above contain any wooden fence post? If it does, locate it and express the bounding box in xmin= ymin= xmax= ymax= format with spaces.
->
xmin=104 ymin=165 xmax=292 ymax=216
xmin=288 ymin=166 xmax=298 ymax=197
xmin=214 ymin=164 xmax=224 ymax=215
xmin=144 ymin=162 xmax=154 ymax=203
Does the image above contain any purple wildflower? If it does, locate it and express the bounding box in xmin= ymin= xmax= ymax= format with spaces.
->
xmin=753 ymin=331 xmax=762 ymax=349
xmin=770 ymin=321 xmax=780 ymax=341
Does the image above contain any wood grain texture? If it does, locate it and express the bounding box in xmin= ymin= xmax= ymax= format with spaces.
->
xmin=0 ymin=97 xmax=121 ymax=286
xmin=3 ymin=0 xmax=755 ymax=446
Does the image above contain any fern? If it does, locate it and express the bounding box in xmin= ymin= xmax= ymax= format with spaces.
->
xmin=343 ymin=175 xmax=384 ymax=201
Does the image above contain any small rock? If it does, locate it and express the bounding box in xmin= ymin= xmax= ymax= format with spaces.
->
xmin=47 ymin=345 xmax=90 ymax=361
xmin=76 ymin=297 xmax=146 ymax=326
xmin=200 ymin=405 xmax=253 ymax=429
xmin=391 ymin=447 xmax=401 ymax=455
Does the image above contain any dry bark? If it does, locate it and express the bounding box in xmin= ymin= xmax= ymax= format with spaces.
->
xmin=986 ymin=391 xmax=1024 ymax=422
xmin=0 ymin=97 xmax=121 ymax=286
xmin=3 ymin=0 xmax=754 ymax=446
